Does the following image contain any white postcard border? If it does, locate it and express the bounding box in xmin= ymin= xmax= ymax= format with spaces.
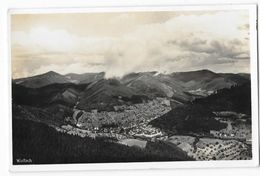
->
xmin=8 ymin=4 xmax=259 ymax=172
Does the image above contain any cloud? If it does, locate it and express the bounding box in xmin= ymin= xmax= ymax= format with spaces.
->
xmin=12 ymin=10 xmax=250 ymax=78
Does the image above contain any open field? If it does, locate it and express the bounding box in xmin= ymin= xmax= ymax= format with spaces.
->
xmin=168 ymin=136 xmax=251 ymax=160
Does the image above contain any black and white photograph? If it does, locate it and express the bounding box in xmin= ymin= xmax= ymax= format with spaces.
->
xmin=10 ymin=5 xmax=258 ymax=170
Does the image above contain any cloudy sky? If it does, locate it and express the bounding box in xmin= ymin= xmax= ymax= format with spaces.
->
xmin=11 ymin=10 xmax=250 ymax=79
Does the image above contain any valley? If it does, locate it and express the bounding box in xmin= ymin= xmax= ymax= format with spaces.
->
xmin=12 ymin=69 xmax=252 ymax=164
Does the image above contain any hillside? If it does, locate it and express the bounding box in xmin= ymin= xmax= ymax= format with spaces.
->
xmin=13 ymin=71 xmax=71 ymax=88
xmin=13 ymin=119 xmax=192 ymax=164
xmin=121 ymin=70 xmax=249 ymax=102
xmin=121 ymin=72 xmax=192 ymax=102
xmin=12 ymin=83 xmax=88 ymax=107
xmin=13 ymin=70 xmax=249 ymax=100
xmin=66 ymin=72 xmax=105 ymax=84
xmin=77 ymin=79 xmax=149 ymax=112
xmin=193 ymin=82 xmax=251 ymax=115
xmin=150 ymin=82 xmax=251 ymax=135
xmin=13 ymin=70 xmax=250 ymax=113
xmin=150 ymin=104 xmax=227 ymax=134
xmin=12 ymin=69 xmax=252 ymax=163
xmin=171 ymin=69 xmax=248 ymax=92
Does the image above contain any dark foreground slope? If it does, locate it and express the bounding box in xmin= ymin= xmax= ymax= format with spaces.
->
xmin=13 ymin=119 xmax=192 ymax=164
xmin=12 ymin=83 xmax=88 ymax=125
xmin=150 ymin=83 xmax=251 ymax=135
xmin=193 ymin=82 xmax=251 ymax=115
xmin=150 ymin=104 xmax=227 ymax=134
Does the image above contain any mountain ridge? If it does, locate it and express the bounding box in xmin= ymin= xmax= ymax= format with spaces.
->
xmin=13 ymin=69 xmax=250 ymax=106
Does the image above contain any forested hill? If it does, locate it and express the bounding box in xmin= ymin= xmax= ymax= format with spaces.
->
xmin=193 ymin=82 xmax=251 ymax=115
xmin=150 ymin=83 xmax=251 ymax=135
xmin=13 ymin=119 xmax=192 ymax=164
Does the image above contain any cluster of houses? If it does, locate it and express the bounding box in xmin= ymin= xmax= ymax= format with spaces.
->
xmin=67 ymin=97 xmax=171 ymax=131
xmin=128 ymin=124 xmax=164 ymax=139
xmin=59 ymin=97 xmax=172 ymax=142
xmin=210 ymin=130 xmax=236 ymax=138
xmin=56 ymin=124 xmax=127 ymax=140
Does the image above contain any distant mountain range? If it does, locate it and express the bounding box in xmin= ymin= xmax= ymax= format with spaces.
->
xmin=13 ymin=71 xmax=105 ymax=88
xmin=13 ymin=70 xmax=250 ymax=107
xmin=14 ymin=71 xmax=71 ymax=88
xmin=13 ymin=70 xmax=249 ymax=89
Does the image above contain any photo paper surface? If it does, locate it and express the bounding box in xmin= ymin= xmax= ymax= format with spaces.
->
xmin=10 ymin=4 xmax=259 ymax=171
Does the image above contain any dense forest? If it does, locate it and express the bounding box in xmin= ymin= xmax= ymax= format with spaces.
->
xmin=13 ymin=119 xmax=192 ymax=164
xmin=193 ymin=83 xmax=251 ymax=115
xmin=12 ymin=83 xmax=88 ymax=107
xmin=150 ymin=83 xmax=251 ymax=135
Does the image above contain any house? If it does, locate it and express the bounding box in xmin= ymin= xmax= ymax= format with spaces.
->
xmin=91 ymin=109 xmax=98 ymax=114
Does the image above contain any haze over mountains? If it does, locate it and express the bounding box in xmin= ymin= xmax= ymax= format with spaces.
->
xmin=13 ymin=69 xmax=250 ymax=109
xmin=14 ymin=69 xmax=249 ymax=91
xmin=14 ymin=69 xmax=249 ymax=88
